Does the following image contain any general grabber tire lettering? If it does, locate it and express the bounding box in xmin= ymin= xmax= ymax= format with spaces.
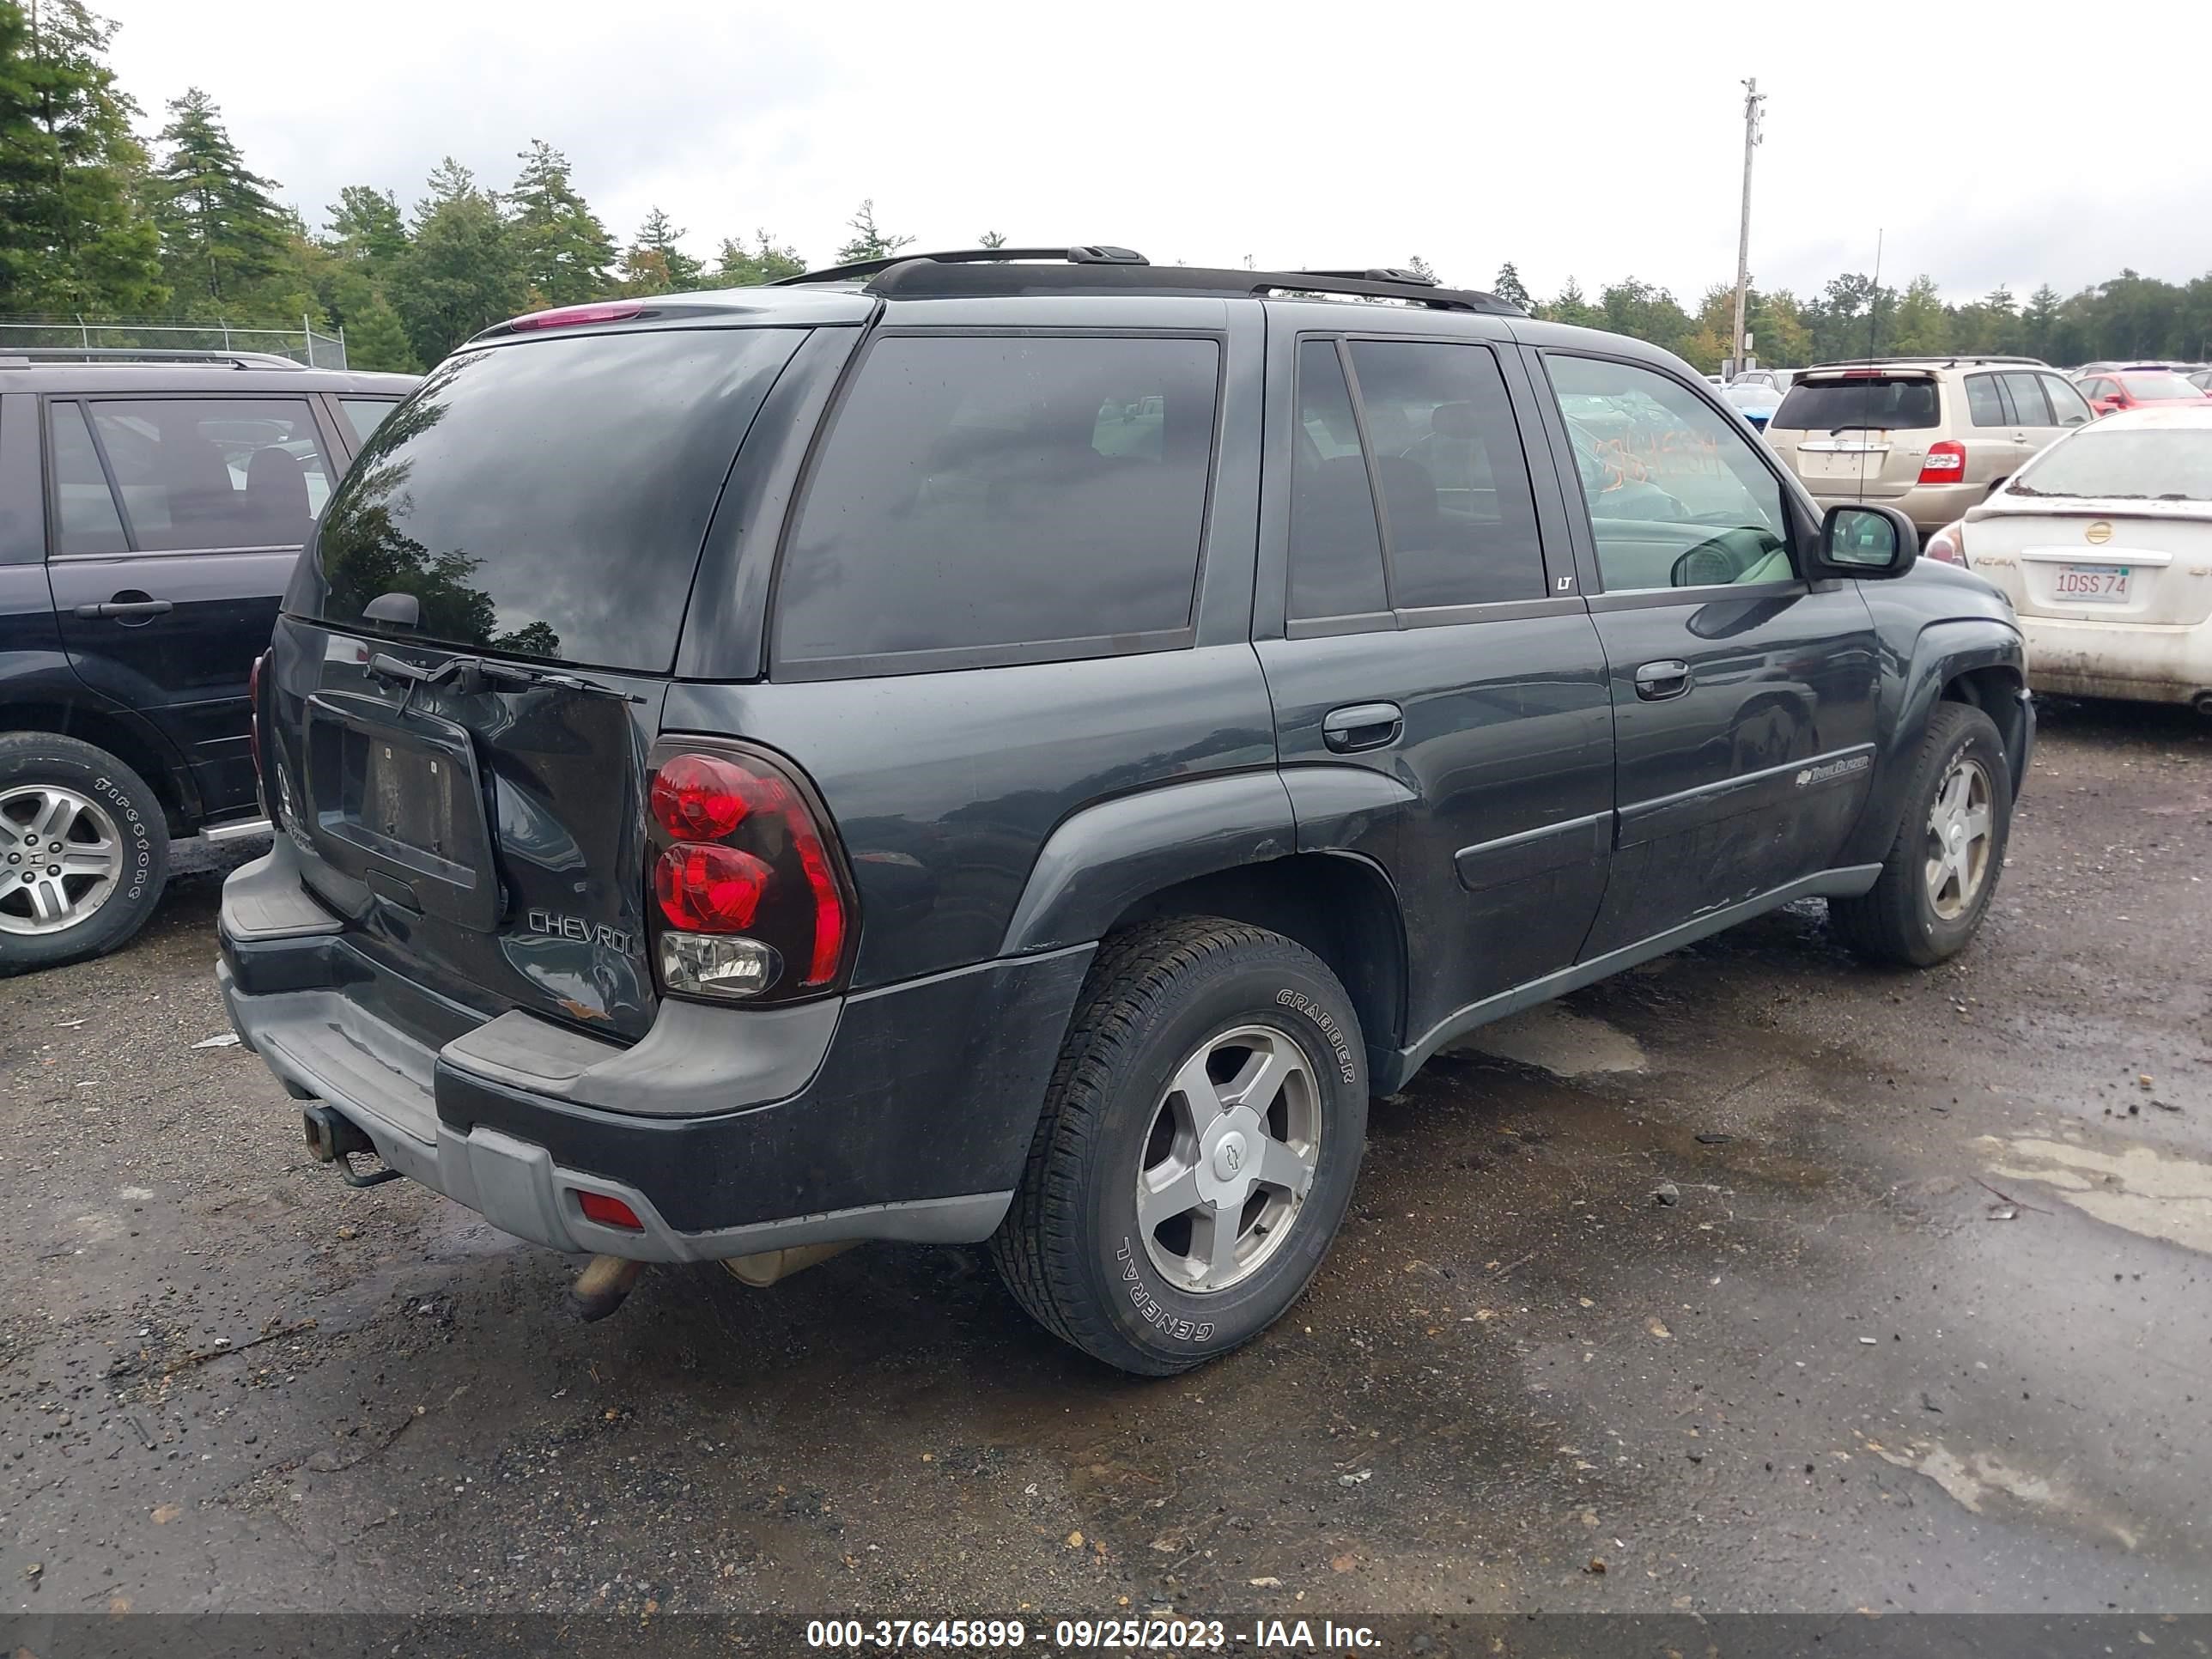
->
xmin=1828 ymin=701 xmax=2011 ymax=969
xmin=991 ymin=916 xmax=1368 ymax=1375
xmin=0 ymin=732 xmax=169 ymax=975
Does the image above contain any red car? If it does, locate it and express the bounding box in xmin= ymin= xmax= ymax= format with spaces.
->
xmin=2075 ymin=369 xmax=2210 ymax=416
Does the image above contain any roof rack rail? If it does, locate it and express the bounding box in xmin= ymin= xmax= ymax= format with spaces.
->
xmin=774 ymin=245 xmax=1150 ymax=287
xmin=1291 ymin=266 xmax=1441 ymax=288
xmin=1802 ymin=354 xmax=2051 ymax=371
xmin=776 ymin=245 xmax=1518 ymax=315
xmin=0 ymin=346 xmax=307 ymax=370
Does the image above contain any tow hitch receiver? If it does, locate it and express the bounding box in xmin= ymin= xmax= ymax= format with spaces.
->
xmin=301 ymin=1104 xmax=401 ymax=1188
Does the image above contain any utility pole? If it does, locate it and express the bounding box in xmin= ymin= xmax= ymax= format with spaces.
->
xmin=1729 ymin=77 xmax=1765 ymax=381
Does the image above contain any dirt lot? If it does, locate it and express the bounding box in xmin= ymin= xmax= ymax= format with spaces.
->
xmin=3 ymin=698 xmax=2208 ymax=1620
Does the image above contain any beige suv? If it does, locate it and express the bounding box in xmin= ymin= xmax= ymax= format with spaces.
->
xmin=1765 ymin=356 xmax=2094 ymax=532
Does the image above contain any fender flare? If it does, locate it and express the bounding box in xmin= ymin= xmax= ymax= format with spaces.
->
xmin=1841 ymin=617 xmax=2027 ymax=866
xmin=999 ymin=771 xmax=1297 ymax=957
xmin=0 ymin=655 xmax=204 ymax=828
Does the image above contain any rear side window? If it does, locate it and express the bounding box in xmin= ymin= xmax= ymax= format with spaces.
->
xmin=776 ymin=335 xmax=1219 ymax=670
xmin=47 ymin=402 xmax=128 ymax=556
xmin=2042 ymin=375 xmax=2094 ymax=427
xmin=82 ymin=398 xmax=333 ymax=552
xmin=1965 ymin=374 xmax=2008 ymax=427
xmin=1345 ymin=340 xmax=1546 ymax=607
xmin=304 ymin=327 xmax=805 ymax=671
xmin=1771 ymin=376 xmax=1941 ymax=432
xmin=2001 ymin=372 xmax=2052 ymax=425
xmin=1289 ymin=341 xmax=1387 ymax=619
xmin=338 ymin=398 xmax=401 ymax=445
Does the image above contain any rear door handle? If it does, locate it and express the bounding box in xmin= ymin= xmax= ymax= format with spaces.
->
xmin=75 ymin=599 xmax=173 ymax=621
xmin=1322 ymin=701 xmax=1403 ymax=753
xmin=1632 ymin=659 xmax=1692 ymax=701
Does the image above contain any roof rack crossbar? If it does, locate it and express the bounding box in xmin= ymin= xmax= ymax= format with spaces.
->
xmin=1803 ymin=354 xmax=2051 ymax=371
xmin=774 ymin=245 xmax=1151 ymax=287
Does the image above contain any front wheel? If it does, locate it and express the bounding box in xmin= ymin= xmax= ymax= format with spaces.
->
xmin=992 ymin=918 xmax=1368 ymax=1375
xmin=0 ymin=732 xmax=170 ymax=975
xmin=1829 ymin=702 xmax=2011 ymax=967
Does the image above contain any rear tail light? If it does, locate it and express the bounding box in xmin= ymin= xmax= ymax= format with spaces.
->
xmin=1917 ymin=441 xmax=1966 ymax=484
xmin=1924 ymin=520 xmax=1967 ymax=566
xmin=644 ymin=740 xmax=857 ymax=1003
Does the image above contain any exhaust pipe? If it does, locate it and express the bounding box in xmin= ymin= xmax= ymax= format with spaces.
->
xmin=720 ymin=1241 xmax=860 ymax=1288
xmin=567 ymin=1254 xmax=647 ymax=1322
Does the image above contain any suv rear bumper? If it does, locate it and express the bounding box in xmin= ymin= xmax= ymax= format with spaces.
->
xmin=1807 ymin=480 xmax=1984 ymax=533
xmin=217 ymin=844 xmax=1092 ymax=1262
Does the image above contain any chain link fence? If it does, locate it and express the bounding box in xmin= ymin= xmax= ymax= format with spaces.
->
xmin=0 ymin=315 xmax=348 ymax=368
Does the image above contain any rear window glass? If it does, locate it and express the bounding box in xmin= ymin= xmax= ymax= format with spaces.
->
xmin=300 ymin=328 xmax=803 ymax=670
xmin=775 ymin=334 xmax=1218 ymax=670
xmin=2013 ymin=428 xmax=2212 ymax=501
xmin=1771 ymin=376 xmax=1940 ymax=432
xmin=2118 ymin=374 xmax=2203 ymax=402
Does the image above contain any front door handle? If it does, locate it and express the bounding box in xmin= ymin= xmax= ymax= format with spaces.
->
xmin=76 ymin=598 xmax=174 ymax=622
xmin=1632 ymin=659 xmax=1692 ymax=701
xmin=1322 ymin=701 xmax=1404 ymax=753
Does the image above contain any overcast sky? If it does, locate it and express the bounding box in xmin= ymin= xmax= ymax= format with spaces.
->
xmin=101 ymin=0 xmax=2212 ymax=305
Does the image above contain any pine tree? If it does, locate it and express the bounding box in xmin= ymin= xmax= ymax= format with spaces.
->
xmin=509 ymin=140 xmax=614 ymax=307
xmin=148 ymin=86 xmax=291 ymax=308
xmin=1492 ymin=262 xmax=1533 ymax=312
xmin=1540 ymin=278 xmax=1601 ymax=330
xmin=324 ymin=185 xmax=407 ymax=270
xmin=620 ymin=206 xmax=702 ymax=295
xmin=710 ymin=228 xmax=804 ymax=287
xmin=0 ymin=0 xmax=163 ymax=314
xmin=977 ymin=229 xmax=1007 ymax=250
xmin=337 ymin=286 xmax=417 ymax=372
xmin=388 ymin=157 xmax=521 ymax=365
xmin=1405 ymin=255 xmax=1436 ymax=282
xmin=833 ymin=198 xmax=912 ymax=264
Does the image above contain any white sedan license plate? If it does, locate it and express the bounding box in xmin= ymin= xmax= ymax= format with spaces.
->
xmin=2052 ymin=563 xmax=2131 ymax=604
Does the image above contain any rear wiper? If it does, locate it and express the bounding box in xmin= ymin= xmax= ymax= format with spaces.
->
xmin=367 ymin=652 xmax=642 ymax=705
xmin=1827 ymin=425 xmax=1883 ymax=435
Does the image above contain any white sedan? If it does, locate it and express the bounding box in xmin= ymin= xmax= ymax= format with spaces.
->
xmin=1925 ymin=405 xmax=2212 ymax=713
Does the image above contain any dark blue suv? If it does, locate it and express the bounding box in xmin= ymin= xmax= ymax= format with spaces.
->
xmin=216 ymin=251 xmax=2031 ymax=1373
xmin=0 ymin=350 xmax=416 ymax=971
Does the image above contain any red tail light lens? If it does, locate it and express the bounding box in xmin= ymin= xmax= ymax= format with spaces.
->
xmin=1917 ymin=441 xmax=1966 ymax=484
xmin=577 ymin=1191 xmax=643 ymax=1231
xmin=1924 ymin=520 xmax=1967 ymax=566
xmin=650 ymin=754 xmax=757 ymax=841
xmin=504 ymin=300 xmax=645 ymax=331
xmin=643 ymin=742 xmax=857 ymax=1002
xmin=654 ymin=842 xmax=771 ymax=931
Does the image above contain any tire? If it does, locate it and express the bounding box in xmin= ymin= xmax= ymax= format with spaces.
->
xmin=992 ymin=916 xmax=1368 ymax=1376
xmin=0 ymin=732 xmax=170 ymax=976
xmin=1829 ymin=702 xmax=2011 ymax=968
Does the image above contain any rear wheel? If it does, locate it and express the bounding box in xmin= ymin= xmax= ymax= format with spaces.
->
xmin=0 ymin=733 xmax=169 ymax=975
xmin=1829 ymin=702 xmax=2010 ymax=967
xmin=992 ymin=917 xmax=1368 ymax=1375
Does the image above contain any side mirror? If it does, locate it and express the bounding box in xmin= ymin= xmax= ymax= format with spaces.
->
xmin=1813 ymin=503 xmax=1918 ymax=580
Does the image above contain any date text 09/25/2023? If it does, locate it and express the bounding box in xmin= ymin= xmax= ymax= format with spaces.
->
xmin=805 ymin=1617 xmax=1383 ymax=1650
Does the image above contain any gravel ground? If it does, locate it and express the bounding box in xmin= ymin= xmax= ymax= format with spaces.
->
xmin=3 ymin=696 xmax=2208 ymax=1618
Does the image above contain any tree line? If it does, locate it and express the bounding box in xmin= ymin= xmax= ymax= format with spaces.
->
xmin=6 ymin=0 xmax=2209 ymax=374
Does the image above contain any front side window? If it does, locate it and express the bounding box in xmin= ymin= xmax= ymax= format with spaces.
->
xmin=47 ymin=402 xmax=128 ymax=556
xmin=1547 ymin=355 xmax=1794 ymax=593
xmin=1345 ymin=340 xmax=1546 ymax=608
xmin=85 ymin=398 xmax=333 ymax=552
xmin=777 ymin=334 xmax=1219 ymax=668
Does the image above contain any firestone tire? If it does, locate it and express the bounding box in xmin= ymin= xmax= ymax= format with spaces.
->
xmin=991 ymin=917 xmax=1368 ymax=1376
xmin=0 ymin=732 xmax=169 ymax=976
xmin=1829 ymin=702 xmax=2011 ymax=968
